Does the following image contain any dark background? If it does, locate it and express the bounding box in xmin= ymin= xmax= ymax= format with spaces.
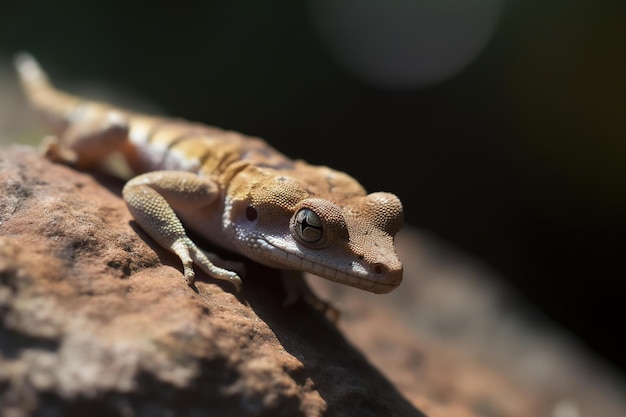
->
xmin=1 ymin=1 xmax=624 ymax=374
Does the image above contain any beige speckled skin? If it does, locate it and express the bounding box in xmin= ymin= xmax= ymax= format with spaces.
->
xmin=15 ymin=53 xmax=404 ymax=294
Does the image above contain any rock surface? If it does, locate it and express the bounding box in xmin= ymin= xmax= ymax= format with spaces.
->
xmin=1 ymin=145 xmax=625 ymax=417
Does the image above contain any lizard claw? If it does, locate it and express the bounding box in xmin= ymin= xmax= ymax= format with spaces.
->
xmin=228 ymin=274 xmax=243 ymax=293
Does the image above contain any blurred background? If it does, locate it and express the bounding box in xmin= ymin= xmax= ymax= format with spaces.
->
xmin=1 ymin=0 xmax=624 ymax=378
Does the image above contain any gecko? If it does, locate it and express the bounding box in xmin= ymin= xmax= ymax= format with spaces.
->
xmin=14 ymin=53 xmax=404 ymax=300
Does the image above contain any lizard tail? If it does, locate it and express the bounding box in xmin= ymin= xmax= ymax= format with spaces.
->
xmin=14 ymin=52 xmax=80 ymax=133
xmin=14 ymin=52 xmax=50 ymax=88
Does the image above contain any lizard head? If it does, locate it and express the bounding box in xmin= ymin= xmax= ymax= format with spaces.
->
xmin=228 ymin=171 xmax=404 ymax=293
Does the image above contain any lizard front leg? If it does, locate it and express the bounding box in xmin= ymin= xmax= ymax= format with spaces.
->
xmin=281 ymin=270 xmax=340 ymax=323
xmin=122 ymin=171 xmax=243 ymax=292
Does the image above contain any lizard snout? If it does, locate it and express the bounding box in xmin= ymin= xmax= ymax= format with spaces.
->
xmin=369 ymin=261 xmax=403 ymax=294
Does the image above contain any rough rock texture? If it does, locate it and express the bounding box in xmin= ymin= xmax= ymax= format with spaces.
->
xmin=1 ymin=145 xmax=626 ymax=417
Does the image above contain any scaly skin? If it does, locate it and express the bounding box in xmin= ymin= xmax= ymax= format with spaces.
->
xmin=15 ymin=53 xmax=404 ymax=295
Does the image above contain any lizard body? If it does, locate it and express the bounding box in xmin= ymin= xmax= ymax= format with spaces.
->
xmin=14 ymin=53 xmax=404 ymax=295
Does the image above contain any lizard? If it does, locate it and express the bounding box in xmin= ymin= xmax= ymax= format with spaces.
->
xmin=13 ymin=52 xmax=404 ymax=302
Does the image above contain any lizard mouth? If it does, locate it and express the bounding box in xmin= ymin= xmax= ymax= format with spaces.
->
xmin=257 ymin=235 xmax=400 ymax=293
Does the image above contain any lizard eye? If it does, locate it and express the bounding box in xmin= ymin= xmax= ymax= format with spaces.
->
xmin=292 ymin=208 xmax=323 ymax=243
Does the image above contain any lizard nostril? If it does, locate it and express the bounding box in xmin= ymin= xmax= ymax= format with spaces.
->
xmin=372 ymin=263 xmax=385 ymax=276
xmin=245 ymin=206 xmax=258 ymax=221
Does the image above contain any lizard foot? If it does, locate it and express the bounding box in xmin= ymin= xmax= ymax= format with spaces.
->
xmin=40 ymin=135 xmax=79 ymax=165
xmin=281 ymin=271 xmax=340 ymax=323
xmin=172 ymin=238 xmax=243 ymax=293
